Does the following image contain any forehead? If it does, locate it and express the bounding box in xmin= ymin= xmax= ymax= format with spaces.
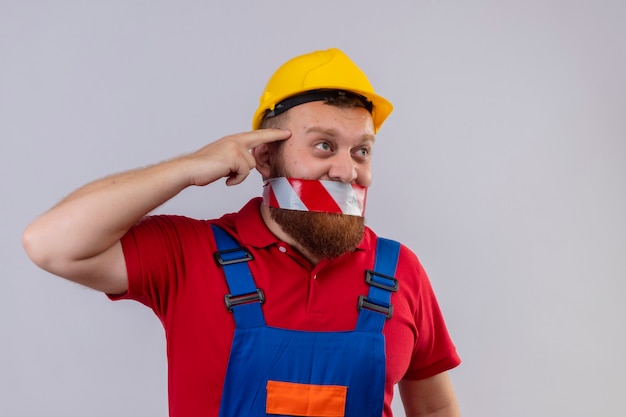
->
xmin=283 ymin=101 xmax=375 ymax=137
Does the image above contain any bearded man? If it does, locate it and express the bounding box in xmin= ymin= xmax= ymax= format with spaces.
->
xmin=23 ymin=48 xmax=461 ymax=417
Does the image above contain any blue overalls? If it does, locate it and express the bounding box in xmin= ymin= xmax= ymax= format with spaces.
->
xmin=211 ymin=225 xmax=400 ymax=417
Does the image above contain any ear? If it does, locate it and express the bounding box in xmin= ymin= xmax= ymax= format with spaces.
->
xmin=252 ymin=143 xmax=272 ymax=179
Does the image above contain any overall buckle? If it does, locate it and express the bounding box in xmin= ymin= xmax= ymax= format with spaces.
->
xmin=224 ymin=289 xmax=266 ymax=312
xmin=357 ymin=295 xmax=393 ymax=319
xmin=214 ymin=247 xmax=253 ymax=265
xmin=365 ymin=270 xmax=399 ymax=292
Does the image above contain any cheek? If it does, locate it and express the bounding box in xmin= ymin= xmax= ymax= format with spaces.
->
xmin=272 ymin=147 xmax=310 ymax=178
xmin=287 ymin=161 xmax=324 ymax=180
xmin=282 ymin=150 xmax=304 ymax=175
xmin=358 ymin=169 xmax=373 ymax=187
xmin=280 ymin=147 xmax=323 ymax=179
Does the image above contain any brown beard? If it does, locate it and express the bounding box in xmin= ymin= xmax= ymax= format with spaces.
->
xmin=268 ymin=144 xmax=365 ymax=259
xmin=269 ymin=207 xmax=365 ymax=260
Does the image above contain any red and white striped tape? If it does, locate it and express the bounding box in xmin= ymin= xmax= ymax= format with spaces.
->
xmin=263 ymin=178 xmax=367 ymax=216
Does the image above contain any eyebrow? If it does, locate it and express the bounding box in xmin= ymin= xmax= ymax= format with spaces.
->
xmin=304 ymin=126 xmax=376 ymax=143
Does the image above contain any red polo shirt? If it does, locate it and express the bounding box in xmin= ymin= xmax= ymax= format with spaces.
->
xmin=113 ymin=198 xmax=460 ymax=417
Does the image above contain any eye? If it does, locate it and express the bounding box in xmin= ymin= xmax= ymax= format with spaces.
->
xmin=353 ymin=146 xmax=371 ymax=160
xmin=315 ymin=141 xmax=333 ymax=152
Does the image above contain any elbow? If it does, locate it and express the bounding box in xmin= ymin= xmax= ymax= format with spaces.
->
xmin=22 ymin=221 xmax=128 ymax=294
xmin=22 ymin=222 xmax=59 ymax=272
xmin=22 ymin=222 xmax=49 ymax=269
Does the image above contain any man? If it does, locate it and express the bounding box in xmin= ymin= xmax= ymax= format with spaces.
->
xmin=23 ymin=48 xmax=461 ymax=417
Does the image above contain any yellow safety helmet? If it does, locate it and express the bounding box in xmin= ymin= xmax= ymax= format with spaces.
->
xmin=252 ymin=48 xmax=393 ymax=133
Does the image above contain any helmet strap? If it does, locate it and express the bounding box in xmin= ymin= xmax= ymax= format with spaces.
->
xmin=264 ymin=89 xmax=373 ymax=120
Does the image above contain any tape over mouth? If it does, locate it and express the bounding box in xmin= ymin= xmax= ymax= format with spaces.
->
xmin=263 ymin=178 xmax=367 ymax=217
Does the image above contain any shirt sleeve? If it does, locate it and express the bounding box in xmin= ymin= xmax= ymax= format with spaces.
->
xmin=398 ymin=246 xmax=461 ymax=380
xmin=108 ymin=215 xmax=213 ymax=320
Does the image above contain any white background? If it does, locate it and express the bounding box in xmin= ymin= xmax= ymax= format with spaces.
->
xmin=2 ymin=1 xmax=625 ymax=416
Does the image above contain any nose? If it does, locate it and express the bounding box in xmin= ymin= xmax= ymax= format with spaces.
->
xmin=327 ymin=152 xmax=358 ymax=183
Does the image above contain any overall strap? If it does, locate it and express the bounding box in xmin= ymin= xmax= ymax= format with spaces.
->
xmin=211 ymin=224 xmax=265 ymax=328
xmin=356 ymin=237 xmax=401 ymax=333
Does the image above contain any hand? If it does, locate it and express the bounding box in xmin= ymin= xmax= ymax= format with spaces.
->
xmin=182 ymin=129 xmax=291 ymax=187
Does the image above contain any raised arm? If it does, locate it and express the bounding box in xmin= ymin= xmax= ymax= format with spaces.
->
xmin=22 ymin=129 xmax=291 ymax=294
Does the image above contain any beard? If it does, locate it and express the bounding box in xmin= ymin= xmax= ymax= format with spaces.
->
xmin=268 ymin=146 xmax=365 ymax=260
xmin=269 ymin=207 xmax=365 ymax=260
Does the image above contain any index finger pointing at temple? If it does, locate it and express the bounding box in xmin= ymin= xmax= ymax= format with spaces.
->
xmin=243 ymin=128 xmax=292 ymax=149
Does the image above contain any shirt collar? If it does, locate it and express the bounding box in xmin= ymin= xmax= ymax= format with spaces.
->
xmin=235 ymin=197 xmax=281 ymax=248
